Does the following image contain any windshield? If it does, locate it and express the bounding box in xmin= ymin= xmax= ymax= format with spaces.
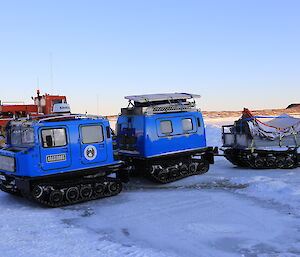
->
xmin=10 ymin=127 xmax=34 ymax=146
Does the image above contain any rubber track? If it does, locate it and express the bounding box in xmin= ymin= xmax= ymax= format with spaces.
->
xmin=224 ymin=149 xmax=298 ymax=169
xmin=146 ymin=160 xmax=209 ymax=184
xmin=23 ymin=177 xmax=122 ymax=207
xmin=0 ymin=183 xmax=22 ymax=196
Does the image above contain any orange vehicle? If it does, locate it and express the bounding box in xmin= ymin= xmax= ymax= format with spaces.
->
xmin=0 ymin=90 xmax=70 ymax=144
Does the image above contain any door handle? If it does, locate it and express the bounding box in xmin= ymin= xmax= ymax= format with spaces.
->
xmin=61 ymin=148 xmax=69 ymax=152
xmin=98 ymin=144 xmax=104 ymax=149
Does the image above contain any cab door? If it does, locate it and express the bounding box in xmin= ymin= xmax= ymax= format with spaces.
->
xmin=39 ymin=126 xmax=71 ymax=170
xmin=80 ymin=124 xmax=107 ymax=164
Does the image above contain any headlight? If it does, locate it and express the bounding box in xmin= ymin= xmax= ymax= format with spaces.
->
xmin=0 ymin=155 xmax=15 ymax=172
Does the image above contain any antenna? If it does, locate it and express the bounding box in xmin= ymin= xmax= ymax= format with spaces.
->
xmin=97 ymin=95 xmax=99 ymax=115
xmin=49 ymin=52 xmax=54 ymax=93
xmin=37 ymin=76 xmax=40 ymax=90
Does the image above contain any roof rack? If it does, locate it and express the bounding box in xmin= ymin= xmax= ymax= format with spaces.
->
xmin=125 ymin=93 xmax=200 ymax=103
xmin=145 ymin=102 xmax=197 ymax=115
xmin=37 ymin=114 xmax=104 ymax=123
xmin=122 ymin=93 xmax=200 ymax=115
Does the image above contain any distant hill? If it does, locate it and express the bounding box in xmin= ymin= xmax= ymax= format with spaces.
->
xmin=201 ymin=106 xmax=300 ymax=118
xmin=287 ymin=104 xmax=300 ymax=109
xmin=106 ymin=106 xmax=300 ymax=120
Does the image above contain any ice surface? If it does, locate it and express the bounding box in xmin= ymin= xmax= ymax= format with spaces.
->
xmin=0 ymin=117 xmax=299 ymax=257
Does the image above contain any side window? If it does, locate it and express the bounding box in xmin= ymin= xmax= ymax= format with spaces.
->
xmin=197 ymin=117 xmax=201 ymax=127
xmin=160 ymin=120 xmax=173 ymax=134
xmin=182 ymin=118 xmax=193 ymax=131
xmin=41 ymin=128 xmax=67 ymax=148
xmin=81 ymin=125 xmax=104 ymax=144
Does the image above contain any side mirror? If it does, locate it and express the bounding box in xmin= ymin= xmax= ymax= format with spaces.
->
xmin=45 ymin=135 xmax=53 ymax=147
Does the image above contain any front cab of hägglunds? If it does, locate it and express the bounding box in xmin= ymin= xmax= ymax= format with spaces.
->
xmin=116 ymin=93 xmax=214 ymax=183
xmin=0 ymin=114 xmax=125 ymax=207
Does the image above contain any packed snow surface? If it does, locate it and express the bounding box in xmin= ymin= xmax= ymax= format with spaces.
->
xmin=1 ymin=117 xmax=300 ymax=257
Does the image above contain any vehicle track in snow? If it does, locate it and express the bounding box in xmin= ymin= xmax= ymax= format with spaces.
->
xmin=59 ymin=174 xmax=300 ymax=257
xmin=123 ymin=179 xmax=248 ymax=191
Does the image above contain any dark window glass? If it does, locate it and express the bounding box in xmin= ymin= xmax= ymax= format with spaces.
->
xmin=41 ymin=128 xmax=67 ymax=148
xmin=81 ymin=125 xmax=104 ymax=144
xmin=106 ymin=126 xmax=111 ymax=139
xmin=11 ymin=127 xmax=34 ymax=146
xmin=197 ymin=117 xmax=201 ymax=127
xmin=160 ymin=120 xmax=173 ymax=134
xmin=182 ymin=118 xmax=193 ymax=131
xmin=52 ymin=99 xmax=63 ymax=104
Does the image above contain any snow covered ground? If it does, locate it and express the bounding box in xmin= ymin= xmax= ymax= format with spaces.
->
xmin=1 ymin=117 xmax=300 ymax=257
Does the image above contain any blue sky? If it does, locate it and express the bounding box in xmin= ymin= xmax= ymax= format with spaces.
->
xmin=0 ymin=0 xmax=299 ymax=115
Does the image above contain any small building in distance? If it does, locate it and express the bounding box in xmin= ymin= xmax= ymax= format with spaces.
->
xmin=287 ymin=104 xmax=300 ymax=109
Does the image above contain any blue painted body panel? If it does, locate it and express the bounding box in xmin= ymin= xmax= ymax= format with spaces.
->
xmin=0 ymin=118 xmax=121 ymax=178
xmin=117 ymin=111 xmax=207 ymax=158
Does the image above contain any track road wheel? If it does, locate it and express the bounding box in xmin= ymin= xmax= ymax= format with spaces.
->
xmin=32 ymin=185 xmax=43 ymax=199
xmin=254 ymin=157 xmax=265 ymax=169
xmin=276 ymin=157 xmax=285 ymax=169
xmin=150 ymin=165 xmax=162 ymax=176
xmin=197 ymin=160 xmax=209 ymax=174
xmin=66 ymin=187 xmax=79 ymax=202
xmin=285 ymin=157 xmax=295 ymax=169
xmin=49 ymin=190 xmax=64 ymax=204
xmin=158 ymin=171 xmax=168 ymax=181
xmin=108 ymin=181 xmax=119 ymax=194
xmin=80 ymin=185 xmax=93 ymax=199
xmin=266 ymin=157 xmax=276 ymax=168
xmin=170 ymin=167 xmax=180 ymax=178
xmin=189 ymin=163 xmax=198 ymax=173
xmin=180 ymin=164 xmax=189 ymax=176
xmin=94 ymin=183 xmax=105 ymax=196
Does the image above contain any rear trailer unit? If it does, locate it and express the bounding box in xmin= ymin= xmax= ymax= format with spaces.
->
xmin=222 ymin=108 xmax=300 ymax=169
xmin=0 ymin=114 xmax=126 ymax=207
xmin=116 ymin=93 xmax=214 ymax=183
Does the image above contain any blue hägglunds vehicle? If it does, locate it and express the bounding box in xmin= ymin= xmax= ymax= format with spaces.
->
xmin=116 ymin=93 xmax=214 ymax=183
xmin=0 ymin=114 xmax=124 ymax=207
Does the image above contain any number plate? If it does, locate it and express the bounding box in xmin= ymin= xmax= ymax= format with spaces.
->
xmin=0 ymin=175 xmax=6 ymax=181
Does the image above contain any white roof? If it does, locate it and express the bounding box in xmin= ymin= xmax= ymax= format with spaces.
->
xmin=125 ymin=93 xmax=200 ymax=103
xmin=264 ymin=113 xmax=300 ymax=129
